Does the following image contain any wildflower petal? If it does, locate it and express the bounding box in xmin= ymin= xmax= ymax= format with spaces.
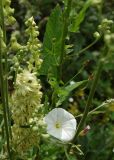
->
xmin=47 ymin=128 xmax=62 ymax=140
xmin=45 ymin=109 xmax=58 ymax=123
xmin=61 ymin=128 xmax=76 ymax=141
xmin=62 ymin=119 xmax=77 ymax=130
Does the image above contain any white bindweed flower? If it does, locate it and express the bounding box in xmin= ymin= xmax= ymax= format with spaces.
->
xmin=44 ymin=108 xmax=77 ymax=142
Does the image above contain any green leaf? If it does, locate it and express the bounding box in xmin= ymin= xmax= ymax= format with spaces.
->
xmin=56 ymin=80 xmax=87 ymax=107
xmin=40 ymin=5 xmax=63 ymax=77
xmin=69 ymin=0 xmax=92 ymax=32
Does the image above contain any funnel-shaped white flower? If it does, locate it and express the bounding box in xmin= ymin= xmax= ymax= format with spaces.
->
xmin=45 ymin=108 xmax=77 ymax=142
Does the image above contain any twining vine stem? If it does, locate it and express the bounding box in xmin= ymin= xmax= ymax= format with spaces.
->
xmin=75 ymin=61 xmax=103 ymax=138
xmin=74 ymin=47 xmax=107 ymax=140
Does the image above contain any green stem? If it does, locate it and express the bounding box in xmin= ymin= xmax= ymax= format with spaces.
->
xmin=75 ymin=101 xmax=107 ymax=118
xmin=64 ymin=146 xmax=70 ymax=160
xmin=67 ymin=39 xmax=98 ymax=59
xmin=0 ymin=1 xmax=12 ymax=159
xmin=59 ymin=0 xmax=72 ymax=78
xmin=52 ymin=0 xmax=72 ymax=108
xmin=64 ymin=64 xmax=85 ymax=86
xmin=0 ymin=36 xmax=11 ymax=160
xmin=74 ymin=56 xmax=103 ymax=139
xmin=0 ymin=0 xmax=12 ymax=139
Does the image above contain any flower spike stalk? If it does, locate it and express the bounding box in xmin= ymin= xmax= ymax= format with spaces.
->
xmin=0 ymin=31 xmax=11 ymax=160
xmin=0 ymin=0 xmax=11 ymax=159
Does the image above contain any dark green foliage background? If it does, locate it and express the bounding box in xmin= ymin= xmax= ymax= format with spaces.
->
xmin=8 ymin=0 xmax=114 ymax=159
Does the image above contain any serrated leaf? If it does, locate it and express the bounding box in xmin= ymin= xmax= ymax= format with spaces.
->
xmin=40 ymin=5 xmax=63 ymax=76
xmin=56 ymin=80 xmax=87 ymax=107
xmin=69 ymin=0 xmax=92 ymax=32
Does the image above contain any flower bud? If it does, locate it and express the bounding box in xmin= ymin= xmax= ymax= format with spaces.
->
xmin=94 ymin=32 xmax=100 ymax=39
xmin=79 ymin=125 xmax=91 ymax=136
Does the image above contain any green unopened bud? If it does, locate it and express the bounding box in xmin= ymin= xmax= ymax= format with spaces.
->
xmin=2 ymin=59 xmax=5 ymax=63
xmin=94 ymin=32 xmax=100 ymax=39
xmin=11 ymin=43 xmax=21 ymax=51
xmin=98 ymin=18 xmax=113 ymax=34
xmin=10 ymin=66 xmax=14 ymax=72
xmin=25 ymin=16 xmax=34 ymax=26
xmin=5 ymin=0 xmax=11 ymax=5
xmin=32 ymin=21 xmax=36 ymax=27
xmin=104 ymin=33 xmax=114 ymax=50
xmin=3 ymin=0 xmax=16 ymax=26
xmin=29 ymin=118 xmax=34 ymax=124
xmin=32 ymin=126 xmax=38 ymax=131
xmin=7 ymin=16 xmax=16 ymax=25
xmin=24 ymin=16 xmax=42 ymax=71
xmin=14 ymin=62 xmax=19 ymax=68
xmin=1 ymin=40 xmax=6 ymax=50
xmin=92 ymin=0 xmax=102 ymax=5
xmin=104 ymin=34 xmax=111 ymax=44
